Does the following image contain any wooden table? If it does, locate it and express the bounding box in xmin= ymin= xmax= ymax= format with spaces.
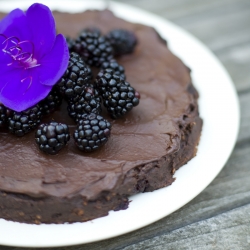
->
xmin=1 ymin=0 xmax=250 ymax=249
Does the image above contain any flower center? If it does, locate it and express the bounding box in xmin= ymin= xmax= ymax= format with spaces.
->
xmin=0 ymin=34 xmax=40 ymax=70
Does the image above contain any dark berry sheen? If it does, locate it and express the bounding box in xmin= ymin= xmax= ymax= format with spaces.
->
xmin=40 ymin=87 xmax=62 ymax=115
xmin=35 ymin=122 xmax=70 ymax=155
xmin=66 ymin=37 xmax=75 ymax=52
xmin=57 ymin=52 xmax=93 ymax=99
xmin=0 ymin=104 xmax=13 ymax=128
xmin=106 ymin=29 xmax=137 ymax=56
xmin=68 ymin=86 xmax=102 ymax=122
xmin=8 ymin=104 xmax=43 ymax=136
xmin=81 ymin=27 xmax=101 ymax=36
xmin=73 ymin=113 xmax=111 ymax=152
xmin=101 ymin=60 xmax=126 ymax=80
xmin=95 ymin=69 xmax=140 ymax=119
xmin=72 ymin=30 xmax=113 ymax=67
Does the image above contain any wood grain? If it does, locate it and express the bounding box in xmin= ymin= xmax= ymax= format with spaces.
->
xmin=1 ymin=0 xmax=250 ymax=249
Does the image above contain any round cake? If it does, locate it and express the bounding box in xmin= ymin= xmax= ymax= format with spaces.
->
xmin=0 ymin=9 xmax=202 ymax=224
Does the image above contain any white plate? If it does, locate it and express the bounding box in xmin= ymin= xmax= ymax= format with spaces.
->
xmin=0 ymin=0 xmax=240 ymax=247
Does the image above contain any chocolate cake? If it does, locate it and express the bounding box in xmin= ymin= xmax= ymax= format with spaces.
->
xmin=0 ymin=9 xmax=202 ymax=224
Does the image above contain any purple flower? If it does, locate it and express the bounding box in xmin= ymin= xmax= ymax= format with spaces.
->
xmin=0 ymin=3 xmax=69 ymax=112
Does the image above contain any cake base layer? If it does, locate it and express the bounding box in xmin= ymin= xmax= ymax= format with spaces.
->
xmin=0 ymin=10 xmax=202 ymax=224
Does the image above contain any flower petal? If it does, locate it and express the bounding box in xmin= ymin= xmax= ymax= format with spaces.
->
xmin=0 ymin=68 xmax=52 ymax=111
xmin=0 ymin=4 xmax=68 ymax=112
xmin=0 ymin=8 xmax=31 ymax=41
xmin=36 ymin=34 xmax=69 ymax=86
xmin=26 ymin=3 xmax=56 ymax=59
xmin=0 ymin=50 xmax=12 ymax=69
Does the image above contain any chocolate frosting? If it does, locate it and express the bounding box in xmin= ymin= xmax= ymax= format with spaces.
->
xmin=0 ymin=10 xmax=202 ymax=223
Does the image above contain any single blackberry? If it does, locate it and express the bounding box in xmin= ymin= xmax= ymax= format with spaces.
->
xmin=40 ymin=87 xmax=62 ymax=115
xmin=72 ymin=30 xmax=113 ymax=67
xmin=73 ymin=113 xmax=111 ymax=152
xmin=57 ymin=52 xmax=93 ymax=99
xmin=106 ymin=29 xmax=137 ymax=56
xmin=35 ymin=122 xmax=70 ymax=155
xmin=68 ymin=86 xmax=102 ymax=123
xmin=8 ymin=104 xmax=43 ymax=136
xmin=95 ymin=69 xmax=140 ymax=119
xmin=101 ymin=60 xmax=126 ymax=80
xmin=0 ymin=104 xmax=13 ymax=128
xmin=66 ymin=36 xmax=75 ymax=52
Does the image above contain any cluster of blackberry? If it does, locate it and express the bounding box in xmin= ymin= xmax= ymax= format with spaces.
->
xmin=0 ymin=28 xmax=140 ymax=155
xmin=69 ymin=29 xmax=140 ymax=118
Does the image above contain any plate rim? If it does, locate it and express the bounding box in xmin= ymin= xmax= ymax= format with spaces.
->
xmin=0 ymin=0 xmax=240 ymax=247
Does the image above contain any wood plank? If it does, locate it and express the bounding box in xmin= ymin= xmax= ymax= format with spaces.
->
xmin=115 ymin=0 xmax=244 ymax=21
xmin=238 ymin=92 xmax=250 ymax=142
xmin=121 ymin=204 xmax=250 ymax=250
xmin=218 ymin=42 xmax=250 ymax=92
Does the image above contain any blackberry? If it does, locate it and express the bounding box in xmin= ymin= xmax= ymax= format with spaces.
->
xmin=68 ymin=86 xmax=102 ymax=123
xmin=40 ymin=87 xmax=62 ymax=115
xmin=73 ymin=113 xmax=111 ymax=152
xmin=95 ymin=69 xmax=140 ymax=119
xmin=8 ymin=104 xmax=43 ymax=136
xmin=106 ymin=29 xmax=137 ymax=56
xmin=72 ymin=30 xmax=113 ymax=67
xmin=0 ymin=104 xmax=13 ymax=128
xmin=57 ymin=52 xmax=93 ymax=99
xmin=35 ymin=122 xmax=70 ymax=155
xmin=101 ymin=60 xmax=126 ymax=80
xmin=81 ymin=27 xmax=101 ymax=36
xmin=66 ymin=36 xmax=75 ymax=52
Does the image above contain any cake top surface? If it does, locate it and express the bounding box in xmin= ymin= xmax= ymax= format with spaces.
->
xmin=0 ymin=9 xmax=193 ymax=199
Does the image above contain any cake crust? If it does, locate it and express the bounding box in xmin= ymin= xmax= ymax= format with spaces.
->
xmin=0 ymin=10 xmax=202 ymax=224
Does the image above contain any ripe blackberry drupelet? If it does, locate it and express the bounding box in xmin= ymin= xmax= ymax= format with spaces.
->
xmin=35 ymin=122 xmax=70 ymax=155
xmin=101 ymin=60 xmax=126 ymax=80
xmin=0 ymin=104 xmax=13 ymax=128
xmin=95 ymin=69 xmax=140 ymax=119
xmin=68 ymin=86 xmax=102 ymax=123
xmin=106 ymin=29 xmax=137 ymax=56
xmin=40 ymin=87 xmax=62 ymax=115
xmin=72 ymin=30 xmax=113 ymax=67
xmin=57 ymin=52 xmax=93 ymax=99
xmin=8 ymin=104 xmax=43 ymax=137
xmin=73 ymin=113 xmax=111 ymax=152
